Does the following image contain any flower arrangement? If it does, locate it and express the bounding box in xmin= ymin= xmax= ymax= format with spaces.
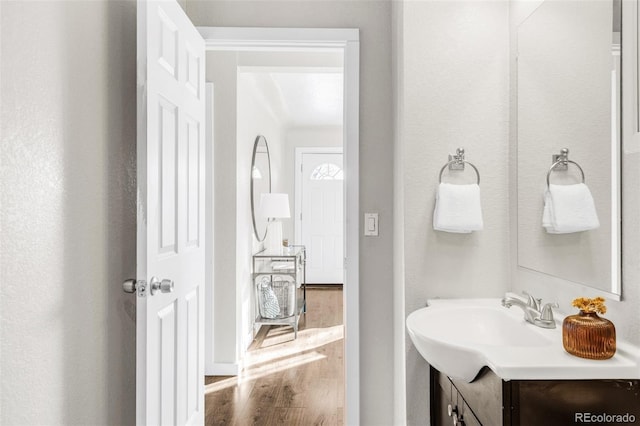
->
xmin=571 ymin=297 xmax=607 ymax=315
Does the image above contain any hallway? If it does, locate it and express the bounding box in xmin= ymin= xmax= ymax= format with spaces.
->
xmin=205 ymin=287 xmax=344 ymax=425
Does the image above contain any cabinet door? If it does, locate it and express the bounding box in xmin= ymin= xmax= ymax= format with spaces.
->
xmin=434 ymin=369 xmax=483 ymax=426
xmin=450 ymin=368 xmax=505 ymax=426
xmin=458 ymin=400 xmax=482 ymax=426
xmin=514 ymin=380 xmax=640 ymax=426
xmin=434 ymin=369 xmax=454 ymax=426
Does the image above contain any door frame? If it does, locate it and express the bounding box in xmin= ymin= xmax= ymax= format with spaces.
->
xmin=294 ymin=147 xmax=344 ymax=271
xmin=198 ymin=27 xmax=360 ymax=425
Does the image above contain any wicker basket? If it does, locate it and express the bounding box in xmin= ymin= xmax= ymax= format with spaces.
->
xmin=257 ymin=277 xmax=296 ymax=319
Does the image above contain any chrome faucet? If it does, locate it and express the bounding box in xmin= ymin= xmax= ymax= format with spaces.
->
xmin=501 ymin=292 xmax=558 ymax=329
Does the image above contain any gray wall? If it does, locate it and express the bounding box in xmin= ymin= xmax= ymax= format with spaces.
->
xmin=206 ymin=51 xmax=240 ymax=366
xmin=187 ymin=2 xmax=395 ymax=424
xmin=392 ymin=1 xmax=407 ymax=422
xmin=1 ymin=1 xmax=137 ymax=424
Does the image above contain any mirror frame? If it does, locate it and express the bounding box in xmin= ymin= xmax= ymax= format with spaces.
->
xmin=250 ymin=135 xmax=272 ymax=242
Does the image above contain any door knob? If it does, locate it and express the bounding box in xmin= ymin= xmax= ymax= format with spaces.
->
xmin=123 ymin=279 xmax=137 ymax=294
xmin=123 ymin=277 xmax=173 ymax=296
xmin=150 ymin=277 xmax=174 ymax=295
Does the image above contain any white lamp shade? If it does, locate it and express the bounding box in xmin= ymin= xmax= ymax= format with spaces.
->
xmin=259 ymin=193 xmax=291 ymax=219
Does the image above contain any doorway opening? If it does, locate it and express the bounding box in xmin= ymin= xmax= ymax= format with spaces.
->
xmin=200 ymin=27 xmax=360 ymax=425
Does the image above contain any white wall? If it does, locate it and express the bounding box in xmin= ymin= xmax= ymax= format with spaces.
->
xmin=1 ymin=1 xmax=137 ymax=424
xmin=237 ymin=72 xmax=287 ymax=349
xmin=398 ymin=1 xmax=510 ymax=423
xmin=188 ymin=2 xmax=395 ymax=424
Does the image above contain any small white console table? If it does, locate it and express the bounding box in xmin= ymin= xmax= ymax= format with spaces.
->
xmin=252 ymin=246 xmax=306 ymax=339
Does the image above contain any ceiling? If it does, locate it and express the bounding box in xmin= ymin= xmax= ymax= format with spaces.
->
xmin=241 ymin=69 xmax=344 ymax=128
xmin=268 ymin=71 xmax=343 ymax=128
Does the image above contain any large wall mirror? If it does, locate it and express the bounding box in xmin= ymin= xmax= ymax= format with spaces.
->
xmin=251 ymin=135 xmax=271 ymax=242
xmin=516 ymin=0 xmax=622 ymax=298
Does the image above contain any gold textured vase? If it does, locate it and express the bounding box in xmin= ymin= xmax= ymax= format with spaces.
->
xmin=562 ymin=311 xmax=616 ymax=360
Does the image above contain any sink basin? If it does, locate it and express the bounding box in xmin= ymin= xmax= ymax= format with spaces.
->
xmin=417 ymin=306 xmax=552 ymax=348
xmin=406 ymin=298 xmax=640 ymax=382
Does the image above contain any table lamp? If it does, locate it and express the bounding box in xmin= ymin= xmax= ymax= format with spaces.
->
xmin=260 ymin=193 xmax=291 ymax=251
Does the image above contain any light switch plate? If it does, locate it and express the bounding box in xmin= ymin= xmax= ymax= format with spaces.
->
xmin=364 ymin=213 xmax=379 ymax=236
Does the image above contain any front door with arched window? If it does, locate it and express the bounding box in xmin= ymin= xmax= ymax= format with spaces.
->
xmin=298 ymin=151 xmax=344 ymax=284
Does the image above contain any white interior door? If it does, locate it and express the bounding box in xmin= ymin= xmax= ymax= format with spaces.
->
xmin=300 ymin=152 xmax=344 ymax=284
xmin=136 ymin=1 xmax=205 ymax=424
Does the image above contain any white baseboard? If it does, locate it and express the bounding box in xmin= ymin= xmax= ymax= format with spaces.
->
xmin=205 ymin=362 xmax=239 ymax=376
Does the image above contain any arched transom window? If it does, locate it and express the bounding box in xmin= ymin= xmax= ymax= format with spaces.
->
xmin=310 ymin=163 xmax=344 ymax=180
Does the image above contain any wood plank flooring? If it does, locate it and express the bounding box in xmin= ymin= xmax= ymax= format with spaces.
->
xmin=205 ymin=286 xmax=344 ymax=426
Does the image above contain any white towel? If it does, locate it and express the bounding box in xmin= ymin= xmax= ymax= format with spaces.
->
xmin=542 ymin=183 xmax=599 ymax=234
xmin=433 ymin=183 xmax=483 ymax=233
xmin=542 ymin=190 xmax=555 ymax=231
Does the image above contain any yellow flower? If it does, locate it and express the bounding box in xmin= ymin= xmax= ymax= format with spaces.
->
xmin=572 ymin=297 xmax=607 ymax=315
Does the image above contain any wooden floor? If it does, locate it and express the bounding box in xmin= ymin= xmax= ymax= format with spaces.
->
xmin=205 ymin=286 xmax=344 ymax=426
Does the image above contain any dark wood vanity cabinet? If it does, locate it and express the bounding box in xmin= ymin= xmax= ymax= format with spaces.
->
xmin=431 ymin=367 xmax=640 ymax=426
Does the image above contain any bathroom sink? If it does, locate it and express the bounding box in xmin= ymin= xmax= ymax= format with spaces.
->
xmin=406 ymin=298 xmax=640 ymax=382
xmin=416 ymin=305 xmax=552 ymax=347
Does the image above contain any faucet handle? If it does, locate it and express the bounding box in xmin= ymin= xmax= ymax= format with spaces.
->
xmin=522 ymin=291 xmax=540 ymax=310
xmin=540 ymin=302 xmax=559 ymax=321
xmin=534 ymin=302 xmax=558 ymax=329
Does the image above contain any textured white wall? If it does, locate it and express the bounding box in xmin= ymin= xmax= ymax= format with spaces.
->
xmin=1 ymin=1 xmax=137 ymax=424
xmin=399 ymin=1 xmax=510 ymax=423
xmin=188 ymin=2 xmax=395 ymax=424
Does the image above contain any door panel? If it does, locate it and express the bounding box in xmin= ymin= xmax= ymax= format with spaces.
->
xmin=301 ymin=152 xmax=344 ymax=284
xmin=186 ymin=117 xmax=201 ymax=247
xmin=137 ymin=1 xmax=205 ymax=425
xmin=158 ymin=302 xmax=177 ymax=425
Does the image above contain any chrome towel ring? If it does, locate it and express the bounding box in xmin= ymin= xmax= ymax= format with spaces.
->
xmin=546 ymin=148 xmax=585 ymax=187
xmin=439 ymin=148 xmax=481 ymax=185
